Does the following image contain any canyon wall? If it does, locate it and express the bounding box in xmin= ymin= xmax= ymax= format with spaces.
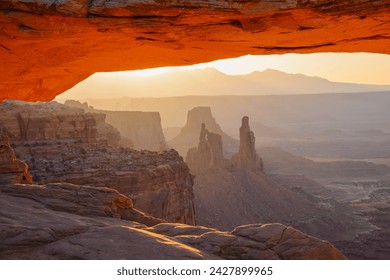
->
xmin=65 ymin=100 xmax=167 ymax=151
xmin=0 ymin=1 xmax=389 ymax=101
xmin=14 ymin=142 xmax=196 ymax=225
xmin=0 ymin=101 xmax=120 ymax=146
xmin=0 ymin=101 xmax=193 ymax=224
xmin=102 ymin=111 xmax=167 ymax=151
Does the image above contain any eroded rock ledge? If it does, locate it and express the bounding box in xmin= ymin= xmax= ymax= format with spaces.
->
xmin=0 ymin=183 xmax=346 ymax=260
xmin=0 ymin=1 xmax=389 ymax=101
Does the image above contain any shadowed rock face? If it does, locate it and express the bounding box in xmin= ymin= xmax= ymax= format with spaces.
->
xmin=0 ymin=183 xmax=346 ymax=260
xmin=0 ymin=1 xmax=389 ymax=101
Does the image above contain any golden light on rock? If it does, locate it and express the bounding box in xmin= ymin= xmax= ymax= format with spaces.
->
xmin=0 ymin=1 xmax=389 ymax=101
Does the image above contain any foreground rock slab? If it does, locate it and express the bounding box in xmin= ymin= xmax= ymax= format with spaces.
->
xmin=0 ymin=184 xmax=346 ymax=260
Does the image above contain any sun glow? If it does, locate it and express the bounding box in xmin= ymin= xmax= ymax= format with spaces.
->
xmin=104 ymin=52 xmax=390 ymax=85
xmin=57 ymin=52 xmax=390 ymax=100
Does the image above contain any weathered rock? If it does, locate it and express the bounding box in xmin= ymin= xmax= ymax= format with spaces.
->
xmin=13 ymin=136 xmax=196 ymax=225
xmin=0 ymin=184 xmax=346 ymax=259
xmin=0 ymin=101 xmax=121 ymax=146
xmin=0 ymin=1 xmax=389 ymax=102
xmin=0 ymin=185 xmax=210 ymax=260
xmin=181 ymin=114 xmax=367 ymax=244
xmin=146 ymin=223 xmax=347 ymax=260
xmin=232 ymin=116 xmax=263 ymax=172
xmin=0 ymin=183 xmax=162 ymax=226
xmin=186 ymin=123 xmax=226 ymax=174
xmin=0 ymin=136 xmax=32 ymax=184
xmin=169 ymin=107 xmax=238 ymax=156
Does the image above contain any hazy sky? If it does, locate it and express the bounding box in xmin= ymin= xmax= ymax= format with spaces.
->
xmin=101 ymin=52 xmax=390 ymax=84
xmin=58 ymin=52 xmax=390 ymax=100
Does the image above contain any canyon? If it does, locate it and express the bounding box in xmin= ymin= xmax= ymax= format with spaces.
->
xmin=181 ymin=110 xmax=369 ymax=244
xmin=0 ymin=1 xmax=390 ymax=102
xmin=0 ymin=101 xmax=195 ymax=225
xmin=1 ymin=0 xmax=389 ymax=262
xmin=0 ymin=107 xmax=347 ymax=259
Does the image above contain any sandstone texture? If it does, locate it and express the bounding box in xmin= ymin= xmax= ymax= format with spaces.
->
xmin=0 ymin=136 xmax=32 ymax=184
xmin=0 ymin=101 xmax=120 ymax=146
xmin=1 ymin=1 xmax=389 ymax=102
xmin=169 ymin=107 xmax=238 ymax=157
xmin=14 ymin=143 xmax=196 ymax=225
xmin=1 ymin=101 xmax=195 ymax=225
xmin=0 ymin=183 xmax=346 ymax=260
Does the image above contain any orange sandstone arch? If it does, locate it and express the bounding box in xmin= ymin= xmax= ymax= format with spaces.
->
xmin=0 ymin=0 xmax=389 ymax=102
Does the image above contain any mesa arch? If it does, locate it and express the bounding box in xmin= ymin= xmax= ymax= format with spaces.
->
xmin=0 ymin=0 xmax=389 ymax=102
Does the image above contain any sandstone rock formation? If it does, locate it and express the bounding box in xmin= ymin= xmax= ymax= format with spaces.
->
xmin=186 ymin=123 xmax=227 ymax=174
xmin=0 ymin=183 xmax=163 ymax=226
xmin=0 ymin=1 xmax=389 ymax=102
xmin=232 ymin=116 xmax=264 ymax=172
xmin=0 ymin=183 xmax=346 ymax=260
xmin=14 ymin=141 xmax=196 ymax=225
xmin=150 ymin=223 xmax=347 ymax=260
xmin=0 ymin=101 xmax=120 ymax=146
xmin=185 ymin=117 xmax=368 ymax=243
xmin=0 ymin=136 xmax=32 ymax=184
xmin=0 ymin=100 xmax=193 ymax=225
xmin=65 ymin=100 xmax=167 ymax=151
xmin=169 ymin=107 xmax=238 ymax=157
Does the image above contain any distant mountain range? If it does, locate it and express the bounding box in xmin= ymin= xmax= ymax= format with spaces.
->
xmin=58 ymin=68 xmax=390 ymax=99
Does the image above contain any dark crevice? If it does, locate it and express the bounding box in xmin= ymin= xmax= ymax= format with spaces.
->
xmin=253 ymin=42 xmax=335 ymax=50
xmin=19 ymin=24 xmax=36 ymax=31
xmin=229 ymin=20 xmax=244 ymax=30
xmin=298 ymin=26 xmax=316 ymax=31
xmin=136 ymin=37 xmax=158 ymax=41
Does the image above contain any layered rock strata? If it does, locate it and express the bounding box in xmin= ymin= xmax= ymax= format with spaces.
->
xmin=14 ymin=142 xmax=196 ymax=225
xmin=0 ymin=183 xmax=346 ymax=260
xmin=0 ymin=101 xmax=120 ymax=146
